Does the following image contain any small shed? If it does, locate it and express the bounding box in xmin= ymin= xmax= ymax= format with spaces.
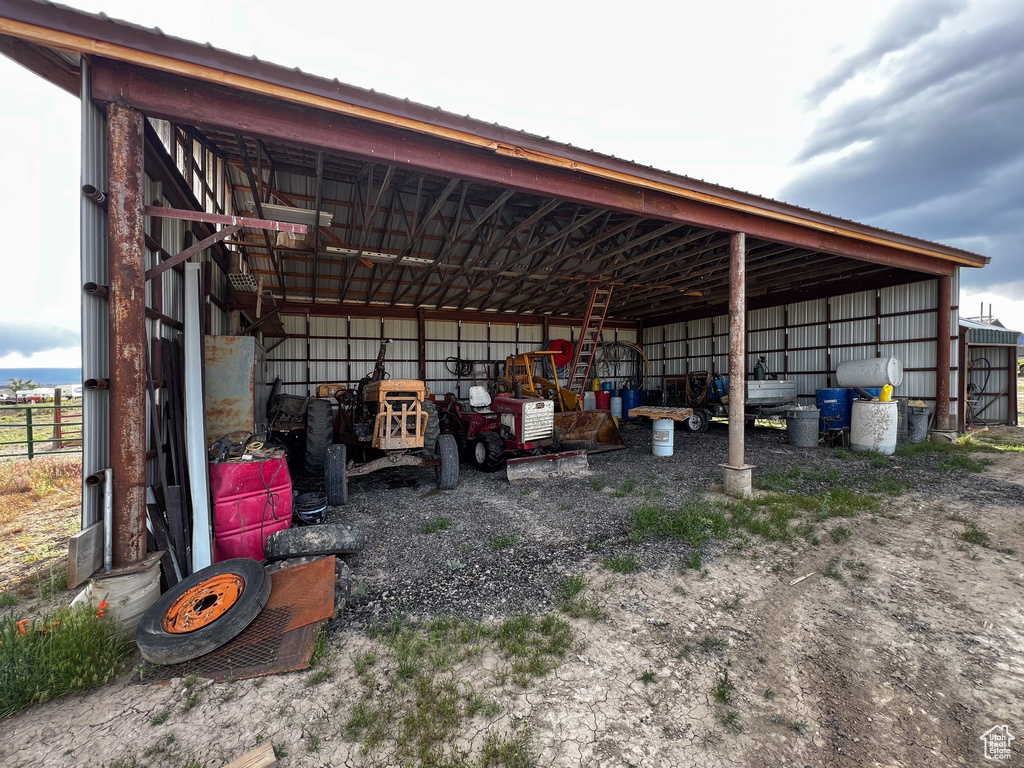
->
xmin=958 ymin=318 xmax=1020 ymax=428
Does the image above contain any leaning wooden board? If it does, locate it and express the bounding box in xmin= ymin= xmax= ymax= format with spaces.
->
xmin=628 ymin=406 xmax=694 ymax=421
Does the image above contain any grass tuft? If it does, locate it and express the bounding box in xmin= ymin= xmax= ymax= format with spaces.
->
xmin=959 ymin=521 xmax=991 ymax=547
xmin=602 ymin=553 xmax=640 ymax=574
xmin=0 ymin=604 xmax=133 ymax=718
xmin=419 ymin=516 xmax=452 ymax=534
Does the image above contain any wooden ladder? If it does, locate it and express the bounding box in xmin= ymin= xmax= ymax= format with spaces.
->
xmin=567 ymin=286 xmax=613 ymax=398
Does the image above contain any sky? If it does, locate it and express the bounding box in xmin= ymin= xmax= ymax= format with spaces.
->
xmin=0 ymin=0 xmax=1020 ymax=369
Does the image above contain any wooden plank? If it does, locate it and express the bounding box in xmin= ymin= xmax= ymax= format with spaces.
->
xmin=628 ymin=406 xmax=694 ymax=422
xmin=67 ymin=522 xmax=103 ymax=588
xmin=221 ymin=742 xmax=276 ymax=768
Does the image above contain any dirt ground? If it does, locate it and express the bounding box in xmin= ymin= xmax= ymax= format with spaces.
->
xmin=1 ymin=425 xmax=1022 ymax=767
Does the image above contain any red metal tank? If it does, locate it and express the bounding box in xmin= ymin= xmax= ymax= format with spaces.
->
xmin=595 ymin=391 xmax=611 ymax=411
xmin=208 ymin=456 xmax=293 ymax=562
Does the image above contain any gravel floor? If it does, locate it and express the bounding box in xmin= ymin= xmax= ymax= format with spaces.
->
xmin=317 ymin=419 xmax=1024 ymax=626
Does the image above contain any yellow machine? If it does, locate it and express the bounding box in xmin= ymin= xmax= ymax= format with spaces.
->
xmin=499 ymin=351 xmax=580 ymax=412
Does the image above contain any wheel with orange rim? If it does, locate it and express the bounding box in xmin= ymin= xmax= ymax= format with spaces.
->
xmin=136 ymin=559 xmax=270 ymax=665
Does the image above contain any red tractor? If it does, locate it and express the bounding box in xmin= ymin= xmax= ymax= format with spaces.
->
xmin=439 ymin=386 xmax=588 ymax=481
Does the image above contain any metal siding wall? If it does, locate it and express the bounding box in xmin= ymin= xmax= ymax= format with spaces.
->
xmin=640 ymin=279 xmax=948 ymax=408
xmin=80 ymin=62 xmax=109 ymax=528
xmin=968 ymin=346 xmax=1009 ymax=423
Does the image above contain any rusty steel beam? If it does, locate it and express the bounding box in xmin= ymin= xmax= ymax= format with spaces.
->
xmin=90 ymin=60 xmax=964 ymax=278
xmin=936 ymin=274 xmax=952 ymax=430
xmin=144 ymin=206 xmax=307 ymax=233
xmin=729 ymin=233 xmax=746 ymax=466
xmin=106 ymin=103 xmax=147 ymax=567
xmin=145 ymin=223 xmax=241 ymax=281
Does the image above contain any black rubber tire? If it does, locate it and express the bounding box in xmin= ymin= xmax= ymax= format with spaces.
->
xmin=422 ymin=399 xmax=440 ymax=455
xmin=325 ymin=444 xmax=348 ymax=506
xmin=683 ymin=409 xmax=710 ymax=433
xmin=305 ymin=399 xmax=334 ymax=475
xmin=264 ymin=523 xmax=365 ymax=561
xmin=471 ymin=431 xmax=506 ymax=472
xmin=435 ymin=433 xmax=460 ymax=490
xmin=135 ymin=559 xmax=271 ymax=665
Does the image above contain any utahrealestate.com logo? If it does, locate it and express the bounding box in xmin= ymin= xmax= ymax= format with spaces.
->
xmin=980 ymin=725 xmax=1014 ymax=760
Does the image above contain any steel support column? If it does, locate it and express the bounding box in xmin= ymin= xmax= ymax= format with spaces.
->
xmin=106 ymin=103 xmax=147 ymax=566
xmin=722 ymin=232 xmax=753 ymax=497
xmin=935 ymin=274 xmax=952 ymax=431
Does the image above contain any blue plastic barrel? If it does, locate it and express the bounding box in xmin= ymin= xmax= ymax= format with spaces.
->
xmin=602 ymin=381 xmax=613 ymax=391
xmin=816 ymin=388 xmax=851 ymax=432
xmin=622 ymin=389 xmax=642 ymax=418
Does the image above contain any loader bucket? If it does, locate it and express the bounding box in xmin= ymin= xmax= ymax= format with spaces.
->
xmin=506 ymin=450 xmax=589 ymax=483
xmin=553 ymin=411 xmax=627 ymax=454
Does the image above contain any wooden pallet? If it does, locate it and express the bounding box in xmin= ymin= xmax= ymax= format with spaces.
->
xmin=627 ymin=406 xmax=694 ymax=422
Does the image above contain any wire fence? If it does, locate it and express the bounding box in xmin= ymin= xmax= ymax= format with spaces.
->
xmin=0 ymin=402 xmax=83 ymax=459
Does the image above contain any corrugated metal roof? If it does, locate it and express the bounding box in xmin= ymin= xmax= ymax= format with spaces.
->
xmin=960 ymin=318 xmax=1020 ymax=346
xmin=0 ymin=0 xmax=990 ymax=269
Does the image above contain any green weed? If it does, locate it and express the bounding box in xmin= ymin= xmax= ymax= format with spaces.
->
xmin=419 ymin=516 xmax=452 ymax=534
xmin=0 ymin=604 xmax=133 ymax=718
xmin=602 ymin=553 xmax=640 ymax=574
xmin=490 ymin=533 xmax=521 ymax=550
xmin=830 ymin=526 xmax=851 ymax=544
xmin=959 ymin=522 xmax=991 ymax=547
xmin=711 ymin=667 xmax=734 ymax=704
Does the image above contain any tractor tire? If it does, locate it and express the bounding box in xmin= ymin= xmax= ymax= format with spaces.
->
xmin=264 ymin=524 xmax=365 ymax=561
xmin=325 ymin=444 xmax=348 ymax=506
xmin=422 ymin=399 xmax=441 ymax=455
xmin=135 ymin=559 xmax=271 ymax=665
xmin=305 ymin=399 xmax=334 ymax=475
xmin=435 ymin=433 xmax=460 ymax=490
xmin=472 ymin=431 xmax=506 ymax=472
xmin=683 ymin=409 xmax=710 ymax=433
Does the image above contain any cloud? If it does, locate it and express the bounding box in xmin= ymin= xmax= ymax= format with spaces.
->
xmin=0 ymin=323 xmax=79 ymax=357
xmin=781 ymin=0 xmax=1024 ymax=297
xmin=805 ymin=0 xmax=967 ymax=105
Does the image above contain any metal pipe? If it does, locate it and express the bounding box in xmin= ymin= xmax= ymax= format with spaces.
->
xmin=84 ymin=378 xmax=109 ymax=390
xmin=935 ymin=274 xmax=952 ymax=431
xmin=84 ymin=470 xmax=107 ymax=487
xmin=728 ymin=233 xmax=746 ymax=469
xmin=102 ymin=467 xmax=113 ymax=572
xmin=83 ymin=282 xmax=109 ymax=299
xmin=106 ymin=103 xmax=148 ymax=568
xmin=81 ymin=183 xmax=107 ymax=208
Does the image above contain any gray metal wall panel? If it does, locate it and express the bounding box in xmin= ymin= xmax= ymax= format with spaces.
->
xmin=490 ymin=324 xmax=516 ymax=343
xmin=80 ymin=62 xmax=109 ymax=528
xmin=426 ymin=320 xmax=458 ymax=341
xmin=385 ymin=318 xmax=417 ymax=339
xmin=831 ymin=290 xmax=875 ymax=321
xmin=309 ymin=316 xmax=347 ymax=337
xmin=519 ymin=324 xmax=543 ymax=344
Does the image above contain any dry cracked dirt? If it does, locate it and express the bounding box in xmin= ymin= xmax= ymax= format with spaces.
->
xmin=2 ymin=423 xmax=1023 ymax=768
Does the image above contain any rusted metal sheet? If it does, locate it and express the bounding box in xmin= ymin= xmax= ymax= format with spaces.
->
xmin=727 ymin=233 xmax=746 ymax=469
xmin=106 ymin=103 xmax=147 ymax=567
xmin=204 ymin=336 xmax=265 ymax=442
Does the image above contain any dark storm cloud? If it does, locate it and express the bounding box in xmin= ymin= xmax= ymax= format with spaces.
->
xmin=782 ymin=1 xmax=1024 ymax=292
xmin=805 ymin=0 xmax=967 ymax=105
xmin=0 ymin=323 xmax=79 ymax=356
